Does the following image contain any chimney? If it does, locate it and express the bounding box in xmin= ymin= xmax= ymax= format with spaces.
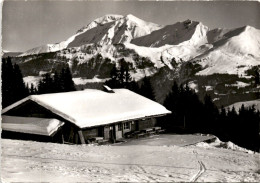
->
xmin=103 ymin=85 xmax=114 ymax=93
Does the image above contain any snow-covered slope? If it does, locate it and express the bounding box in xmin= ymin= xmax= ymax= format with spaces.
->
xmin=206 ymin=28 xmax=231 ymax=44
xmin=2 ymin=50 xmax=22 ymax=58
xmin=192 ymin=26 xmax=260 ymax=76
xmin=20 ymin=14 xmax=162 ymax=56
xmin=76 ymin=14 xmax=124 ymax=34
xmin=67 ymin=14 xmax=162 ymax=48
xmin=131 ymin=20 xmax=209 ymax=47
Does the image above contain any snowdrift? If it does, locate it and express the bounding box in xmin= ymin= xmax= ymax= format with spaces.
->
xmin=195 ymin=137 xmax=255 ymax=154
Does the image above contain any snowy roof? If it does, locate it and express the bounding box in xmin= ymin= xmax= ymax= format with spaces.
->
xmin=2 ymin=89 xmax=171 ymax=129
xmin=1 ymin=116 xmax=64 ymax=136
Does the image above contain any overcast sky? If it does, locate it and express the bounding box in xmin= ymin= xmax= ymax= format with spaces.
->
xmin=2 ymin=0 xmax=260 ymax=52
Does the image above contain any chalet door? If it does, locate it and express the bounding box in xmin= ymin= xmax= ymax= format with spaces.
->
xmin=98 ymin=126 xmax=104 ymax=136
xmin=108 ymin=125 xmax=116 ymax=142
xmin=135 ymin=121 xmax=139 ymax=131
xmin=112 ymin=125 xmax=116 ymax=140
xmin=104 ymin=126 xmax=110 ymax=139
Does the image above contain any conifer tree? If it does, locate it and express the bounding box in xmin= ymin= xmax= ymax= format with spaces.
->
xmin=2 ymin=57 xmax=28 ymax=107
xmin=53 ymin=70 xmax=61 ymax=92
xmin=127 ymin=80 xmax=140 ymax=93
xmin=41 ymin=73 xmax=54 ymax=94
xmin=203 ymin=94 xmax=219 ymax=132
xmin=118 ymin=60 xmax=125 ymax=85
xmin=105 ymin=65 xmax=119 ymax=88
xmin=139 ymin=76 xmax=156 ymax=101
xmin=29 ymin=83 xmax=36 ymax=95
xmin=13 ymin=63 xmax=28 ymax=97
xmin=105 ymin=59 xmax=134 ymax=89
xmin=162 ymin=81 xmax=180 ymax=129
xmin=125 ymin=66 xmax=132 ymax=84
xmin=63 ymin=66 xmax=76 ymax=91
xmin=110 ymin=65 xmax=119 ymax=80
xmin=37 ymin=66 xmax=75 ymax=94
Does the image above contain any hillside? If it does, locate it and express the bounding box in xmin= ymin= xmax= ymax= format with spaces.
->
xmin=1 ymin=137 xmax=259 ymax=182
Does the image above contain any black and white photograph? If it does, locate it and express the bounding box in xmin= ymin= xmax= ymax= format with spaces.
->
xmin=1 ymin=0 xmax=260 ymax=182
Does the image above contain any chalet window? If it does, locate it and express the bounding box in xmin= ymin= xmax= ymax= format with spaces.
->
xmin=118 ymin=123 xmax=122 ymax=131
xmin=123 ymin=122 xmax=129 ymax=130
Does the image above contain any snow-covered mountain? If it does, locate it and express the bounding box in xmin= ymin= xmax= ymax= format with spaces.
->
xmin=20 ymin=14 xmax=162 ymax=56
xmin=18 ymin=14 xmax=260 ymax=78
xmin=9 ymin=14 xmax=260 ymax=105
xmin=191 ymin=26 xmax=260 ymax=76
xmin=131 ymin=20 xmax=209 ymax=47
xmin=15 ymin=15 xmax=260 ymax=79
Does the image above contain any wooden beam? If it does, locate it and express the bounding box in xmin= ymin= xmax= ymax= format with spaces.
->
xmin=78 ymin=130 xmax=86 ymax=144
xmin=61 ymin=134 xmax=65 ymax=144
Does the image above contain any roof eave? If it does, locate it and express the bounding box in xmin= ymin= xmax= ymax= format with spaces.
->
xmin=2 ymin=97 xmax=31 ymax=114
xmin=79 ymin=111 xmax=171 ymax=129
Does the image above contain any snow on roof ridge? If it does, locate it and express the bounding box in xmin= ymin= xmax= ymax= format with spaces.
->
xmin=29 ymin=95 xmax=78 ymax=124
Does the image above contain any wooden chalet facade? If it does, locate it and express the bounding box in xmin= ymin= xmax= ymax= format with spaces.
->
xmin=1 ymin=87 xmax=171 ymax=144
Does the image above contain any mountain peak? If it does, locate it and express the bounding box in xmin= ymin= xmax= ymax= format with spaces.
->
xmin=76 ymin=14 xmax=123 ymax=34
xmin=94 ymin=14 xmax=123 ymax=23
xmin=123 ymin=14 xmax=146 ymax=25
xmin=243 ymin=25 xmax=258 ymax=32
xmin=125 ymin=14 xmax=139 ymax=20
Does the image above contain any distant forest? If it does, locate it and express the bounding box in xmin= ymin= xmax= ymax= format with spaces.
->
xmin=2 ymin=57 xmax=76 ymax=107
xmin=160 ymin=82 xmax=259 ymax=152
xmin=2 ymin=57 xmax=259 ymax=152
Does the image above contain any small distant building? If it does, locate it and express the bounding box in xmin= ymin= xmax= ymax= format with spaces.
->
xmin=1 ymin=87 xmax=171 ymax=144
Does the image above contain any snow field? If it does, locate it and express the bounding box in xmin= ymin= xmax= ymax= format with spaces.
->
xmin=1 ymin=135 xmax=259 ymax=182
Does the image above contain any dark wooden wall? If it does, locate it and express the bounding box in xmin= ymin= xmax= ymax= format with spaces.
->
xmin=82 ymin=128 xmax=98 ymax=140
xmin=137 ymin=118 xmax=156 ymax=130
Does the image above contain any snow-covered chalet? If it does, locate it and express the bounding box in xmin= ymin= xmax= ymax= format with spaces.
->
xmin=1 ymin=87 xmax=171 ymax=144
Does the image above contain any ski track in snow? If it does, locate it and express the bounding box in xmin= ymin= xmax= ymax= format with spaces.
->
xmin=190 ymin=150 xmax=206 ymax=182
xmin=190 ymin=160 xmax=206 ymax=182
